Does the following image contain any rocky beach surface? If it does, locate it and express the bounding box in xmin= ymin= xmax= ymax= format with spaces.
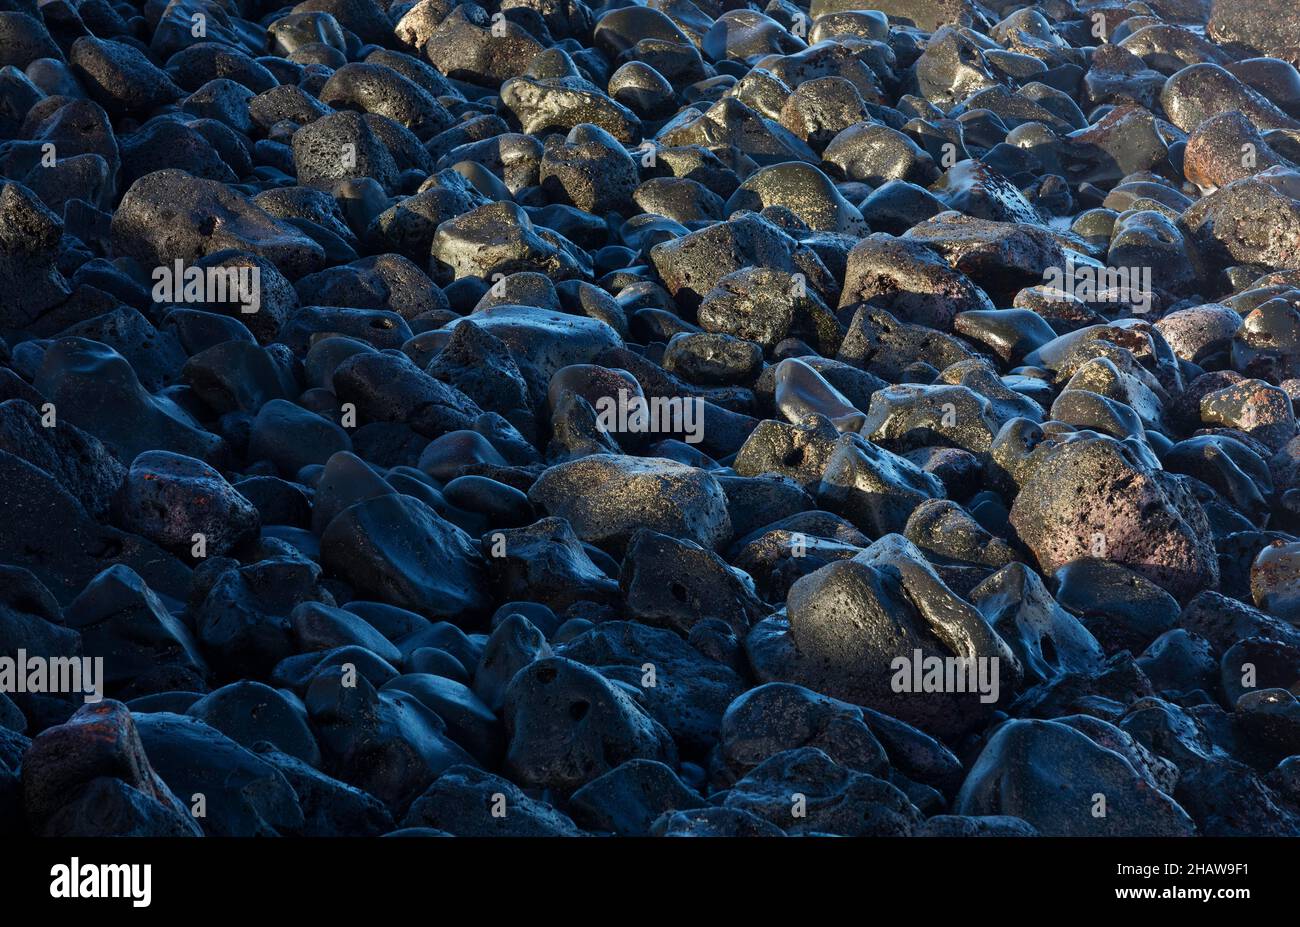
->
xmin=1 ymin=0 xmax=1300 ymax=837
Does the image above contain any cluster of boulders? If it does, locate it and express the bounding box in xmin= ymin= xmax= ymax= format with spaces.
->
xmin=1 ymin=0 xmax=1300 ymax=837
